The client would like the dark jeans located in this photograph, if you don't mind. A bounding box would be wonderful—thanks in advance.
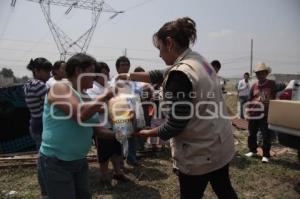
[29,118,47,196]
[176,164,238,199]
[239,96,248,119]
[248,117,271,157]
[29,117,43,150]
[39,153,91,199]
[137,137,147,151]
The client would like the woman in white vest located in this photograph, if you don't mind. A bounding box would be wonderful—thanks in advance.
[121,17,238,199]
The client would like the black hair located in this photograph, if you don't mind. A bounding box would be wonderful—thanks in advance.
[52,60,65,76]
[115,56,130,70]
[244,72,250,76]
[211,60,221,70]
[134,66,145,72]
[65,53,96,78]
[95,62,110,73]
[26,57,52,72]
[53,60,65,71]
[153,17,197,49]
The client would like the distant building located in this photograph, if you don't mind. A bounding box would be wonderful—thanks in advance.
[0,74,14,87]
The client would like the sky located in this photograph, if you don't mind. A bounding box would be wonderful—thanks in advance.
[0,0,299,78]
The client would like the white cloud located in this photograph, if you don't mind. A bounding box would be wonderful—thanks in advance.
[208,29,235,38]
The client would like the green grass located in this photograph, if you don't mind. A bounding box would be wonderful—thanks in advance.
[0,138,299,199]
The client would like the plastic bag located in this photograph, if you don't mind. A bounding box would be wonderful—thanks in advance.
[109,78,146,130]
[108,78,147,155]
[108,94,135,137]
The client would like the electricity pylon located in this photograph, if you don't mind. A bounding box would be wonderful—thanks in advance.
[11,0,123,60]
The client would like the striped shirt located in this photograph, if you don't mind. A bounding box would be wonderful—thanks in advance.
[23,79,48,119]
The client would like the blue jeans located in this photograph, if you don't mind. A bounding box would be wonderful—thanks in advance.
[239,96,248,119]
[39,153,91,199]
[127,137,138,164]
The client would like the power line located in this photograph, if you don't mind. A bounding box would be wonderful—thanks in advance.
[123,0,156,12]
[0,38,156,53]
[11,0,123,60]
[0,55,162,63]
[6,5,80,65]
[2,0,157,62]
[0,47,58,54]
[0,58,29,63]
[0,38,54,45]
[11,0,17,7]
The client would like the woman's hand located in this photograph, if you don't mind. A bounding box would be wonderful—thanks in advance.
[141,83,154,100]
[135,128,158,138]
[99,86,116,102]
[116,73,129,81]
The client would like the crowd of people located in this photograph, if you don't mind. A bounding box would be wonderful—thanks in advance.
[22,16,291,199]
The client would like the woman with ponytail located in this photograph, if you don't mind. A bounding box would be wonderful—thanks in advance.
[23,57,52,198]
[120,17,238,199]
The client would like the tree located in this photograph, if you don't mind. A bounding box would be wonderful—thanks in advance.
[21,76,29,82]
[0,68,14,78]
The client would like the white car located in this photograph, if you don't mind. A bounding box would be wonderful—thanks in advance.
[268,80,300,162]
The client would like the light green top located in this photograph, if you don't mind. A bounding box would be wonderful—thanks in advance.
[40,86,98,161]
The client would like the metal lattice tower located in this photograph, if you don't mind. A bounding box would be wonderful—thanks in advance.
[12,0,123,60]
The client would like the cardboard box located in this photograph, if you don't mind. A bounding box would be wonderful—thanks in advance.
[268,100,300,130]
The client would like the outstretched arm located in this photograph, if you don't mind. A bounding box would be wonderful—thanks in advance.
[48,83,113,122]
[138,71,193,140]
[118,69,167,86]
[118,72,151,83]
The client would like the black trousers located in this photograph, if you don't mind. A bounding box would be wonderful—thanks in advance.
[176,164,238,199]
[248,117,271,157]
[239,96,248,119]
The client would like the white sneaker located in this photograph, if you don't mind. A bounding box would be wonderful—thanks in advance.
[262,157,269,163]
[245,152,256,157]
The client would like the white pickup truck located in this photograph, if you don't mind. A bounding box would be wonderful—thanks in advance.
[268,80,300,162]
